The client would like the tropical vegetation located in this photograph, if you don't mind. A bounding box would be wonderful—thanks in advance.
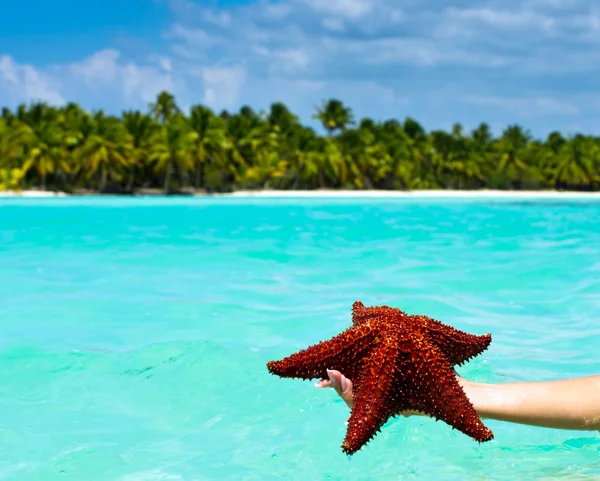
[1,91,599,193]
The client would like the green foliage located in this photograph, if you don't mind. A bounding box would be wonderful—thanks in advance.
[1,94,599,193]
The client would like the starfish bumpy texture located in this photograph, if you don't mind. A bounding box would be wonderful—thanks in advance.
[266,301,494,454]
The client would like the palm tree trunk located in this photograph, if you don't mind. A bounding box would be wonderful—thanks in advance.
[163,161,172,193]
[197,158,210,191]
[178,164,187,191]
[100,168,107,193]
[56,169,65,193]
[126,170,135,192]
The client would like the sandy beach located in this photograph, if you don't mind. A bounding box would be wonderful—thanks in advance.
[0,190,69,197]
[2,189,600,199]
[219,189,600,199]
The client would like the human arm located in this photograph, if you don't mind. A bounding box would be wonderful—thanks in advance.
[317,369,600,431]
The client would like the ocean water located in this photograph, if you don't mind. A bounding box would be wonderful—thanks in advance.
[0,195,599,481]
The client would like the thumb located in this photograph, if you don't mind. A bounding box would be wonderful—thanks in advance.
[327,369,354,409]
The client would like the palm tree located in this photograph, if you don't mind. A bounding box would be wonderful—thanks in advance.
[188,105,231,190]
[3,96,600,194]
[553,135,598,190]
[283,126,320,189]
[238,121,283,189]
[149,91,180,124]
[149,114,196,193]
[0,118,28,166]
[472,123,492,150]
[403,117,426,141]
[495,124,531,189]
[75,111,132,192]
[313,99,354,136]
[377,120,413,189]
[340,124,389,189]
[268,102,300,134]
[1,107,13,121]
[0,118,29,190]
[314,136,344,188]
[122,111,158,191]
[546,131,566,154]
[18,103,67,191]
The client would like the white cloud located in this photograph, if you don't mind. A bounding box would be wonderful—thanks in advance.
[4,0,600,137]
[203,9,231,27]
[303,0,374,19]
[0,55,64,106]
[62,50,176,106]
[0,50,180,112]
[463,95,579,116]
[158,57,173,72]
[200,66,246,109]
[121,63,174,103]
[69,49,121,85]
[0,47,248,115]
[334,37,509,67]
[254,46,310,74]
[262,3,293,20]
[447,7,555,30]
[322,17,345,32]
[525,0,579,7]
[0,56,19,84]
[165,25,220,49]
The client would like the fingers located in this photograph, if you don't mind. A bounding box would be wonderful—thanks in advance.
[315,371,425,417]
[341,378,354,409]
[315,369,354,409]
[327,369,344,396]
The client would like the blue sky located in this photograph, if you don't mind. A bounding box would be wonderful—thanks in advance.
[1,0,600,137]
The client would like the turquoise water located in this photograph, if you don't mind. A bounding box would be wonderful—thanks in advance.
[0,196,599,480]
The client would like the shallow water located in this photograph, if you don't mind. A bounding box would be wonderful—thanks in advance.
[0,196,599,480]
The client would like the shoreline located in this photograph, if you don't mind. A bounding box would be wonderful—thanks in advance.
[2,189,600,199]
[218,189,600,199]
[0,191,70,198]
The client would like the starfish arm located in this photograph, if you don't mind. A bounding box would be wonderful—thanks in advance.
[341,341,400,455]
[266,324,374,382]
[400,343,494,442]
[416,315,492,366]
[266,302,495,454]
[352,302,410,325]
[351,300,375,325]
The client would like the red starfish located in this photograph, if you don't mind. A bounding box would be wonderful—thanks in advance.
[266,301,494,454]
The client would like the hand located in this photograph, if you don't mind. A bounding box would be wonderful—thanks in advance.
[315,369,354,408]
[315,369,428,418]
[316,370,600,431]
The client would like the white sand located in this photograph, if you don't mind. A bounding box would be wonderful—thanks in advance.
[218,189,600,199]
[2,189,600,199]
[0,190,68,197]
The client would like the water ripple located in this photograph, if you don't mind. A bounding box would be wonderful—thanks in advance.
[0,198,599,479]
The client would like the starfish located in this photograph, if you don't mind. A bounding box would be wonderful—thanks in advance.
[266,301,494,455]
